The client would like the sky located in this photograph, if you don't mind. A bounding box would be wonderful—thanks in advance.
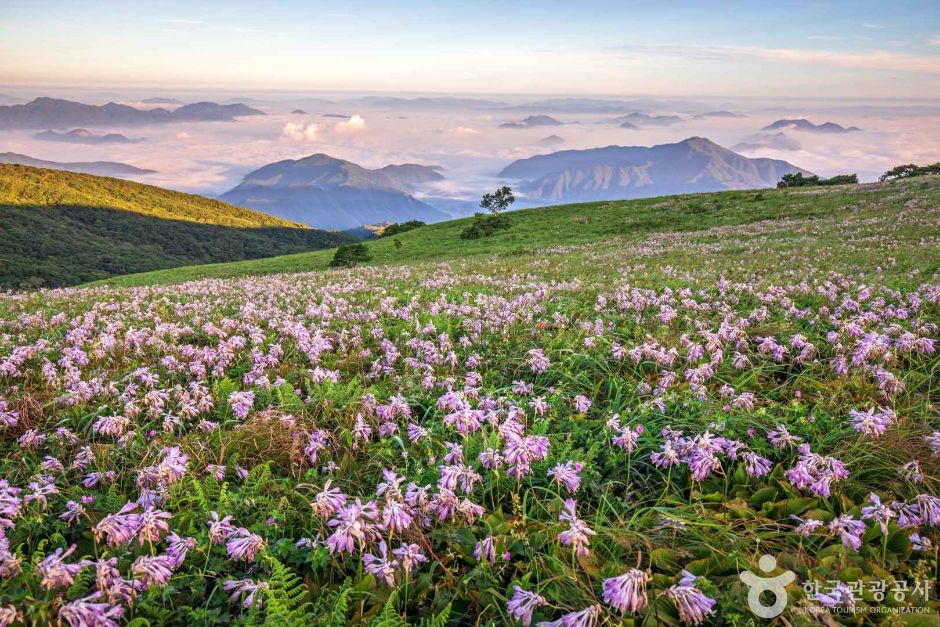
[2,0,940,98]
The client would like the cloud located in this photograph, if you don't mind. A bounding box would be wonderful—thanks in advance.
[612,43,940,75]
[281,122,319,142]
[175,131,190,139]
[334,114,366,134]
[929,36,940,46]
[448,126,479,136]
[862,23,885,29]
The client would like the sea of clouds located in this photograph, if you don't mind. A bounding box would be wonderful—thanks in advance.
[2,91,939,212]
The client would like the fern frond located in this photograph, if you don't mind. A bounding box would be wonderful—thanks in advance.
[370,590,407,627]
[419,603,452,627]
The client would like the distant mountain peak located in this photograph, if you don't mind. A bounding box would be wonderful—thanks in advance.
[613,112,683,127]
[497,137,810,203]
[0,97,264,129]
[219,153,449,230]
[761,118,860,133]
[34,128,142,145]
[499,115,563,129]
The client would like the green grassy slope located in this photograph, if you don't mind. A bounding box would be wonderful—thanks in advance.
[90,177,940,289]
[0,165,353,288]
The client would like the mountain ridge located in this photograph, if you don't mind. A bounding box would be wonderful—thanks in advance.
[0,164,351,288]
[0,97,265,129]
[219,154,449,230]
[0,152,155,176]
[762,118,860,133]
[34,128,142,144]
[499,137,810,202]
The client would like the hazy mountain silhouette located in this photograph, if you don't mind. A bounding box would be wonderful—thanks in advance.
[499,115,564,129]
[0,152,155,177]
[34,128,142,145]
[219,154,449,230]
[0,97,264,129]
[499,137,810,202]
[732,132,801,153]
[613,112,683,126]
[762,119,860,133]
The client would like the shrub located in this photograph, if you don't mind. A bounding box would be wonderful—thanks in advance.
[777,172,858,188]
[380,220,425,237]
[879,162,940,182]
[329,242,372,267]
[460,212,512,239]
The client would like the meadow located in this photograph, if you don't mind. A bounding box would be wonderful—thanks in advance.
[0,177,938,625]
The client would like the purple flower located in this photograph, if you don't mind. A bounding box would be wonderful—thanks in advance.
[767,424,801,450]
[205,464,226,481]
[131,554,174,587]
[226,528,265,562]
[166,533,197,569]
[138,507,172,545]
[407,423,429,443]
[503,433,550,480]
[927,431,940,457]
[224,579,269,609]
[311,480,348,519]
[0,537,22,579]
[380,499,414,532]
[507,586,546,626]
[59,500,86,524]
[304,429,330,465]
[0,481,22,524]
[547,461,584,494]
[95,502,141,548]
[612,424,643,452]
[742,451,771,478]
[790,515,824,537]
[227,390,254,420]
[900,460,924,484]
[92,415,130,437]
[536,604,600,627]
[603,568,651,613]
[785,447,848,497]
[363,540,398,586]
[58,592,124,627]
[207,511,236,545]
[916,494,940,526]
[815,581,855,608]
[474,536,496,564]
[38,544,88,590]
[666,571,716,625]
[527,349,550,374]
[910,533,934,552]
[828,515,865,550]
[848,406,894,437]
[529,396,549,416]
[326,499,378,554]
[557,499,595,557]
[391,542,427,576]
[572,395,591,414]
[860,493,896,535]
[0,606,19,626]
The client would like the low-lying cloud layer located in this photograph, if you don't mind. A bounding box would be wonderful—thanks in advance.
[3,94,938,209]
